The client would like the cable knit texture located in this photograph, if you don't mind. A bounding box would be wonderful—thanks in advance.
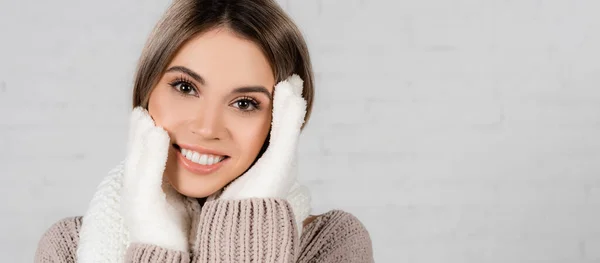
[193,199,298,262]
[35,204,374,263]
[125,244,190,263]
[35,216,82,263]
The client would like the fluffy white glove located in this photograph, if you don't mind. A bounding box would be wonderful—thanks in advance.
[121,107,192,252]
[219,74,306,200]
[215,74,311,231]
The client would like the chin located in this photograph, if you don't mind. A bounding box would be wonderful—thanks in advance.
[171,184,217,198]
[165,168,232,199]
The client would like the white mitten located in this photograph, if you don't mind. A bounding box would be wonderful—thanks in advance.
[121,107,192,252]
[216,74,310,231]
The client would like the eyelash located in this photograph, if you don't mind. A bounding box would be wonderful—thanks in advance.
[168,75,198,97]
[168,75,261,113]
[231,96,261,112]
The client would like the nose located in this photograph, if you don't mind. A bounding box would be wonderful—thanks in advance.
[189,102,225,140]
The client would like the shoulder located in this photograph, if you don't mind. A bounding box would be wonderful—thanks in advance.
[302,210,371,241]
[299,210,374,263]
[35,216,83,263]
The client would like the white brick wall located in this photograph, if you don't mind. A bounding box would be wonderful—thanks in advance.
[1,0,599,262]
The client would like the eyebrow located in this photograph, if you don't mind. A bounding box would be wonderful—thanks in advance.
[166,65,273,101]
[166,66,205,85]
[233,87,272,101]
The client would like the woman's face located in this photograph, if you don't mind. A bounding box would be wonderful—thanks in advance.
[147,28,274,198]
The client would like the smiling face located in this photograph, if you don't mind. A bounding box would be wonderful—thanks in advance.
[147,27,274,198]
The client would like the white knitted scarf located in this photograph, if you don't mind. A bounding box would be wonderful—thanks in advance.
[76,162,311,263]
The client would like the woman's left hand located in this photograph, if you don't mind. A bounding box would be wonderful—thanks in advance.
[216,74,309,218]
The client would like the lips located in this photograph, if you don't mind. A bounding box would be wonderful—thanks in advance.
[173,144,229,175]
[180,148,226,165]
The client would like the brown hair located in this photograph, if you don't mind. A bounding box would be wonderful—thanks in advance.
[132,0,314,127]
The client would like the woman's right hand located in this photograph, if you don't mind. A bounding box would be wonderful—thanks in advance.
[121,107,192,252]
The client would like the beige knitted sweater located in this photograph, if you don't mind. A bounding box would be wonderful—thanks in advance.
[35,198,373,262]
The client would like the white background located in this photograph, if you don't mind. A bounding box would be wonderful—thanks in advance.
[1,0,600,262]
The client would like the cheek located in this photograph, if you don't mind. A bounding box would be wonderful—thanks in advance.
[230,113,271,159]
[147,86,192,131]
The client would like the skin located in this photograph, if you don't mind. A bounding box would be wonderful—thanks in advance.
[147,27,274,198]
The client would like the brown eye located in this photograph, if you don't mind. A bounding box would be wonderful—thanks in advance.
[237,100,251,110]
[231,97,260,112]
[176,82,196,95]
[168,78,198,97]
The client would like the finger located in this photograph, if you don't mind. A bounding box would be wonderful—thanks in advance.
[124,124,151,191]
[125,108,157,179]
[287,74,304,97]
[137,127,171,195]
[270,76,303,141]
[129,107,153,137]
[127,107,143,154]
[254,95,305,195]
[262,75,306,167]
[271,83,292,135]
[268,94,306,155]
[128,107,156,154]
[137,108,158,135]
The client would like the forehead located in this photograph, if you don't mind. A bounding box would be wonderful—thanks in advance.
[168,28,275,92]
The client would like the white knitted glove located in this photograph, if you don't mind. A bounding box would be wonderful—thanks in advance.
[216,74,311,231]
[219,74,306,200]
[121,107,192,252]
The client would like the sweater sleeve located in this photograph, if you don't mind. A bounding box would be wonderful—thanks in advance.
[297,210,374,263]
[35,216,190,263]
[125,243,190,263]
[191,198,299,263]
[35,217,82,263]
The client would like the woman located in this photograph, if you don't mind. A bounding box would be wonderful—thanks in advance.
[35,0,373,262]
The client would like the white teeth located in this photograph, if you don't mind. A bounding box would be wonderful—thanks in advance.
[180,147,225,165]
[199,154,207,164]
